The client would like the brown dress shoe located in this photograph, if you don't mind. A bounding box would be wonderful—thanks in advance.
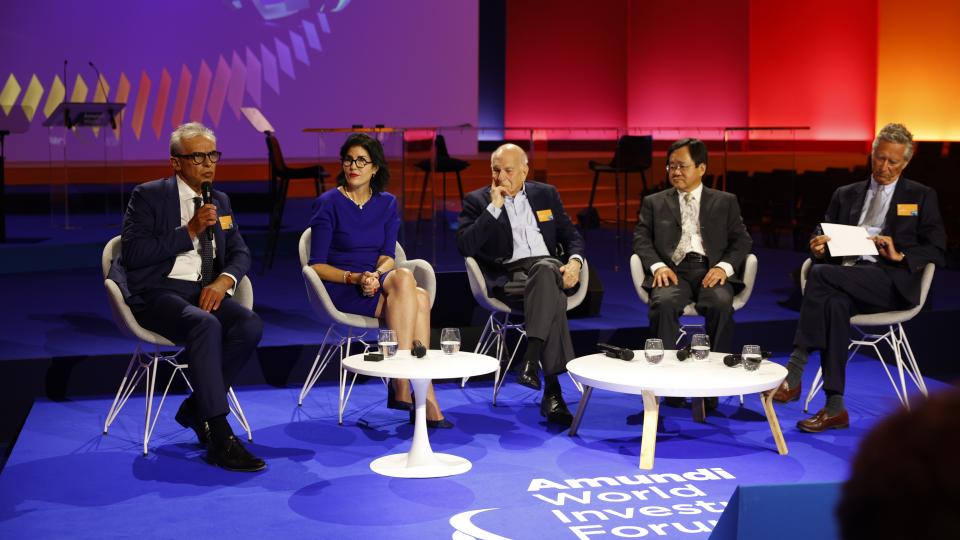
[797,408,849,433]
[772,381,801,403]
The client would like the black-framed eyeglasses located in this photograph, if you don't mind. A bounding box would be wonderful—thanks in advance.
[174,151,222,165]
[341,156,372,169]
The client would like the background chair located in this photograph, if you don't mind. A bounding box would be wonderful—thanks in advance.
[799,258,935,411]
[101,236,253,455]
[582,135,653,228]
[264,131,329,270]
[414,134,470,238]
[298,229,436,423]
[462,257,590,404]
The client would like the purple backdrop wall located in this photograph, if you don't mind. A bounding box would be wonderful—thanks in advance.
[0,0,478,162]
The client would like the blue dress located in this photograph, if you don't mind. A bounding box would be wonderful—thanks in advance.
[308,189,400,317]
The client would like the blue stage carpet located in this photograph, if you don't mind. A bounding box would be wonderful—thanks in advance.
[0,358,945,539]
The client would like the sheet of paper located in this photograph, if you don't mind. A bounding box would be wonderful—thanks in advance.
[820,223,879,257]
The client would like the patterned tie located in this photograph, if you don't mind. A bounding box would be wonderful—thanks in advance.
[194,197,215,286]
[672,192,697,265]
[860,185,885,229]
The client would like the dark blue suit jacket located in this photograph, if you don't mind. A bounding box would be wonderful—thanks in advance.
[456,180,585,293]
[819,177,946,306]
[110,175,251,309]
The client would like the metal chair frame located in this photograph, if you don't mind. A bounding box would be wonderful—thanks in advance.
[798,258,935,412]
[101,236,252,455]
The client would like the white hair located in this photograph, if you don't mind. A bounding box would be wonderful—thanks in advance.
[490,143,529,166]
[170,122,216,155]
[872,123,914,160]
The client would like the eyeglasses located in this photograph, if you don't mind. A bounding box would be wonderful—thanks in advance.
[665,162,694,172]
[341,156,373,169]
[174,151,222,165]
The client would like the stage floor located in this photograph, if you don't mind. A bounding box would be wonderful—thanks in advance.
[0,358,943,539]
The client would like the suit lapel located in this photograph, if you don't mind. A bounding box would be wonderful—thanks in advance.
[665,187,681,225]
[698,187,713,241]
[164,176,181,229]
[848,180,869,225]
[883,177,909,236]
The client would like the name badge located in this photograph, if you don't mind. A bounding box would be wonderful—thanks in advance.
[536,209,554,222]
[219,215,234,229]
[897,204,918,216]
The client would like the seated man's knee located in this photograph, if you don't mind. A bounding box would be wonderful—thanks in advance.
[650,287,687,314]
[239,309,264,343]
[191,311,222,339]
[698,286,734,316]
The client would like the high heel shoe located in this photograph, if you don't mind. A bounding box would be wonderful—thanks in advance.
[408,408,455,429]
[387,383,413,411]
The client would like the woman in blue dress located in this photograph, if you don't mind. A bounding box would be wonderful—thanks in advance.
[307,133,450,427]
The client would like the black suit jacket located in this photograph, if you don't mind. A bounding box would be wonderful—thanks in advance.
[457,181,585,293]
[111,175,251,309]
[819,177,945,306]
[632,186,752,290]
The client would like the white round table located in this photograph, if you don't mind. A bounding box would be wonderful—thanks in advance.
[567,351,788,469]
[342,350,499,478]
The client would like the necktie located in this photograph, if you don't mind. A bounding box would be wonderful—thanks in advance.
[860,186,885,229]
[194,197,215,286]
[672,193,697,265]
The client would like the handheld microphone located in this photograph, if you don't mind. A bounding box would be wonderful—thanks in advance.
[200,182,214,240]
[88,61,116,129]
[598,343,634,361]
[411,340,427,358]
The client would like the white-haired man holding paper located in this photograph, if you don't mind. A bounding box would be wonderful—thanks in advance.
[771,123,946,432]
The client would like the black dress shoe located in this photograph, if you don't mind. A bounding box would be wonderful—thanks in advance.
[408,409,455,429]
[206,430,266,472]
[516,359,542,391]
[175,397,208,445]
[540,391,573,427]
[387,383,413,411]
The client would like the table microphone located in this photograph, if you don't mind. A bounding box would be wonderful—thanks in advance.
[412,340,427,358]
[598,343,634,361]
[200,181,214,240]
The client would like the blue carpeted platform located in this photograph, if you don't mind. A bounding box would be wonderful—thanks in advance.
[0,360,947,539]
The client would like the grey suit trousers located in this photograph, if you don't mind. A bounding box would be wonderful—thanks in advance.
[493,257,574,376]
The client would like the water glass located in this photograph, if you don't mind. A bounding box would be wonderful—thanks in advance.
[644,338,664,365]
[378,329,398,358]
[742,344,762,372]
[691,334,711,361]
[440,327,461,355]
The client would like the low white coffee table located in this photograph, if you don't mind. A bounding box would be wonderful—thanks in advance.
[567,351,788,469]
[342,350,499,478]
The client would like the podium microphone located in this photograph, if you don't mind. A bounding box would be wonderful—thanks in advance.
[88,61,115,129]
[200,181,214,240]
[598,343,634,361]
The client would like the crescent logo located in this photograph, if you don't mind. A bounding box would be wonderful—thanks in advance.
[449,508,511,540]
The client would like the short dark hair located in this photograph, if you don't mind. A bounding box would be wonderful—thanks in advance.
[667,138,708,167]
[837,386,960,539]
[337,133,390,194]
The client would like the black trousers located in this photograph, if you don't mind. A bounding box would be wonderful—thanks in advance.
[647,256,735,353]
[794,263,906,395]
[493,257,575,376]
[133,279,263,421]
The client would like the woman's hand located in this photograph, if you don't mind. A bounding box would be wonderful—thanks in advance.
[360,271,381,297]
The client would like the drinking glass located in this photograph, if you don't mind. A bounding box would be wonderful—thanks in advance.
[691,334,711,361]
[742,344,762,372]
[378,329,398,358]
[440,328,461,355]
[644,338,664,365]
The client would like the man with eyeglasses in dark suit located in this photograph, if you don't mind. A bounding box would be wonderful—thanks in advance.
[633,138,752,412]
[109,122,265,471]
